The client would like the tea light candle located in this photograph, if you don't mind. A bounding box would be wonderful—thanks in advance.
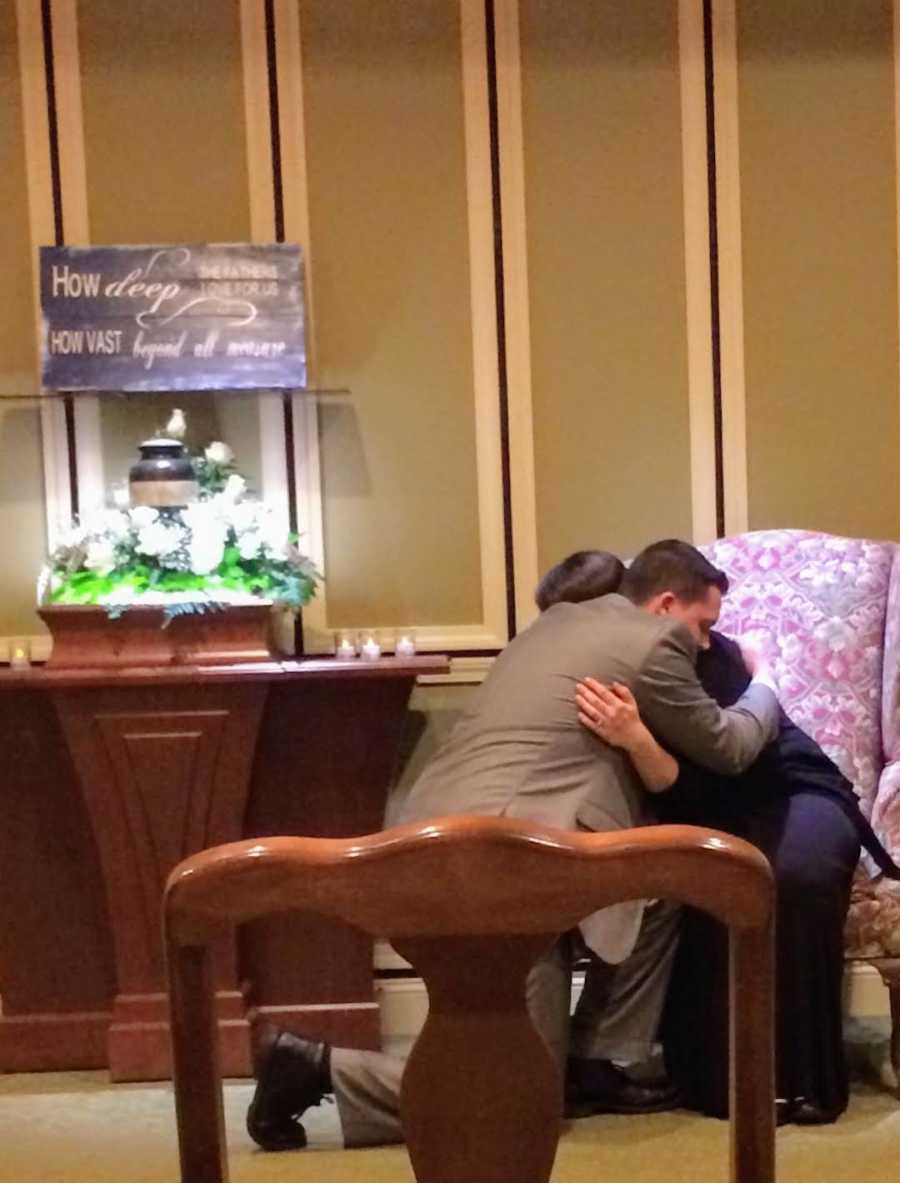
[395,632,416,658]
[335,633,357,660]
[360,632,382,661]
[9,640,31,670]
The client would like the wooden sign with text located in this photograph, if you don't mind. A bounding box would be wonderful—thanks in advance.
[40,243,306,392]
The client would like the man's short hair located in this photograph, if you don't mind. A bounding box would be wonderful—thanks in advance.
[619,539,728,606]
[535,550,625,612]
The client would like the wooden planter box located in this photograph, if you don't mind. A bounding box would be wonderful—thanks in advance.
[39,603,278,668]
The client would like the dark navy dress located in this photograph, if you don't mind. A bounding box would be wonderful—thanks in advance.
[658,631,861,1121]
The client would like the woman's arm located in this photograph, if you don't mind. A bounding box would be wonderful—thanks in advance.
[575,678,678,792]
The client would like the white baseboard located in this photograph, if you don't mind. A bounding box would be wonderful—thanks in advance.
[376,971,588,1042]
[844,962,892,1017]
[374,952,892,1043]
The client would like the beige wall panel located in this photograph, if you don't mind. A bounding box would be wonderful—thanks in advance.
[0,5,37,396]
[0,403,47,635]
[299,0,483,627]
[0,5,48,634]
[521,0,693,571]
[76,0,259,496]
[738,1,900,539]
[77,0,251,244]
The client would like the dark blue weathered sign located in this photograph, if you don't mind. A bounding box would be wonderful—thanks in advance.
[40,243,306,391]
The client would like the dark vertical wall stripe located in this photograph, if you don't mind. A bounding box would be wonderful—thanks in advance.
[264,0,285,244]
[702,0,725,537]
[265,2,298,538]
[40,0,63,245]
[484,0,517,639]
[266,2,301,650]
[41,0,79,517]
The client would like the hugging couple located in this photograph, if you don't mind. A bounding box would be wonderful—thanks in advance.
[248,538,889,1149]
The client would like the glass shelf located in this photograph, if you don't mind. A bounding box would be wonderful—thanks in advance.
[0,386,350,402]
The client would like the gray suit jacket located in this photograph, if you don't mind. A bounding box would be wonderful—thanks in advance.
[398,594,779,964]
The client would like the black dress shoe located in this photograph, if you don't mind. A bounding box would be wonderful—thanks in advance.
[775,1098,793,1127]
[246,1024,331,1152]
[791,1098,841,1126]
[565,1058,684,1117]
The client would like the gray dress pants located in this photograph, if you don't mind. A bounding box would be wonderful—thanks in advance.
[330,899,680,1147]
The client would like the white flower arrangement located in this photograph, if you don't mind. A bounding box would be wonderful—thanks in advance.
[39,434,319,619]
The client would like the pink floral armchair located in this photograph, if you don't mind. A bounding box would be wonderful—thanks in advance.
[701,530,900,1088]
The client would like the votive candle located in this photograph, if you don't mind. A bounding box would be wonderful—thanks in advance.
[360,631,382,661]
[395,632,416,658]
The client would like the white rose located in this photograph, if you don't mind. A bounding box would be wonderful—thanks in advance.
[205,441,234,465]
[189,532,225,575]
[137,521,181,558]
[100,509,130,541]
[181,501,222,536]
[85,538,116,575]
[238,532,263,561]
[130,505,158,528]
[221,473,246,502]
[60,522,88,548]
[227,500,260,535]
[260,516,288,559]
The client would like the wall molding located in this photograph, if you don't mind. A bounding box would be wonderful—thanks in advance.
[679,0,718,545]
[49,0,106,520]
[16,0,70,550]
[416,654,494,685]
[274,0,510,655]
[493,0,539,634]
[709,0,749,536]
[452,0,509,650]
[271,0,329,653]
[239,0,292,568]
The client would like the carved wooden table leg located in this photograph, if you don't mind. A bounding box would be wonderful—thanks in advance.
[395,935,561,1183]
[53,683,267,1080]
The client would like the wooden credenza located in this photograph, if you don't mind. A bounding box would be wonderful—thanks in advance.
[0,655,447,1081]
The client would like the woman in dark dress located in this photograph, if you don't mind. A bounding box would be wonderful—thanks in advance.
[538,549,890,1124]
[655,630,861,1125]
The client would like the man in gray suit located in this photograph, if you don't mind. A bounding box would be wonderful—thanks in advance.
[247,540,780,1151]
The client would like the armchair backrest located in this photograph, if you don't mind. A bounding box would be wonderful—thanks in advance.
[702,529,896,817]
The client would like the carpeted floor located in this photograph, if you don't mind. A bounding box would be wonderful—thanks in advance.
[1,1022,896,1183]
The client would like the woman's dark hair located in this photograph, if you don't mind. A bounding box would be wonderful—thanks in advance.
[535,550,625,612]
[619,539,728,606]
